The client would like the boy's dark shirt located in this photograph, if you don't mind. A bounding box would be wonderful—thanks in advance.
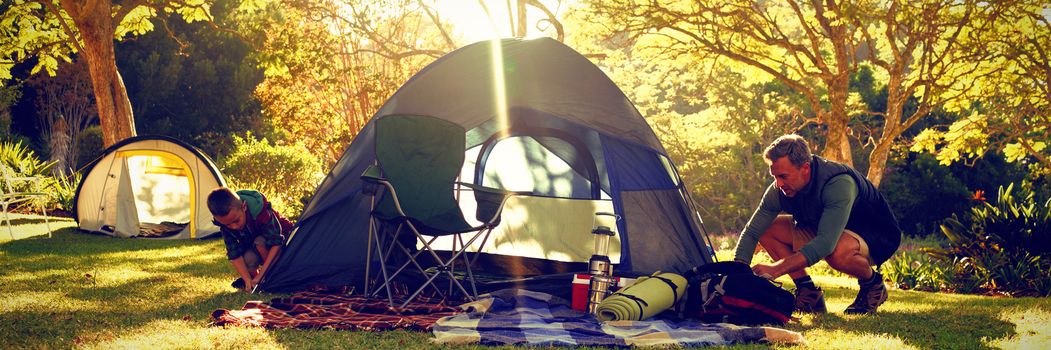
[221,190,292,260]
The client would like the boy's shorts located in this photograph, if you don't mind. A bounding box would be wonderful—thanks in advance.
[242,236,267,271]
[791,223,875,266]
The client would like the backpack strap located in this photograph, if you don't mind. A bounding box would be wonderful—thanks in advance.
[684,261,752,278]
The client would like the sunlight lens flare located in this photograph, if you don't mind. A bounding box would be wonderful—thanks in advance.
[489,39,509,133]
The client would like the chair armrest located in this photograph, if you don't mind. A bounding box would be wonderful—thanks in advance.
[360,164,386,196]
[7,176,42,182]
[455,182,529,224]
[455,182,512,195]
[0,192,48,199]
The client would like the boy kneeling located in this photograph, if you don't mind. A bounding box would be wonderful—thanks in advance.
[207,188,293,292]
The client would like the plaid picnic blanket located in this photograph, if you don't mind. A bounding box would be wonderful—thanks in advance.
[432,289,806,347]
[211,291,460,331]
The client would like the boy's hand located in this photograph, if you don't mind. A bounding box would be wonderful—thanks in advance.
[243,278,255,293]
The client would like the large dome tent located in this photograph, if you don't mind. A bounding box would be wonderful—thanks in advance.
[257,38,715,294]
[73,135,227,239]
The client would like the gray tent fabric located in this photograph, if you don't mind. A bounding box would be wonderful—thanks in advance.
[259,38,713,293]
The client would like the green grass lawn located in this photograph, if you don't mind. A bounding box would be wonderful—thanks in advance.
[2,214,1049,349]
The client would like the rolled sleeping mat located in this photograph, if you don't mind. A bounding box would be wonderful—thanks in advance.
[595,272,687,322]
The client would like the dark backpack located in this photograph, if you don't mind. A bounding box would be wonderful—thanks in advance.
[683,261,794,326]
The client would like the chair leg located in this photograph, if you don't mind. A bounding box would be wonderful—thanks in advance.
[390,225,481,308]
[450,234,461,297]
[364,215,375,297]
[385,234,448,298]
[370,222,447,305]
[411,228,492,304]
[370,221,399,306]
[414,233,473,300]
[375,222,494,308]
[470,228,494,267]
[461,228,492,297]
[41,201,51,239]
[443,229,491,299]
[4,205,14,240]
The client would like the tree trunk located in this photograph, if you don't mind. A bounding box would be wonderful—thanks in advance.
[867,140,891,188]
[868,73,909,188]
[514,0,528,38]
[823,78,854,167]
[66,0,136,147]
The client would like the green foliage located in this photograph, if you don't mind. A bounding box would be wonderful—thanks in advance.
[881,153,972,235]
[0,140,53,178]
[0,0,218,81]
[0,83,20,137]
[909,3,1051,179]
[116,0,265,159]
[931,183,1051,296]
[0,0,76,79]
[886,250,989,295]
[50,171,80,213]
[0,82,20,112]
[234,0,453,165]
[221,133,323,219]
[881,151,1031,236]
[883,250,948,292]
[74,126,104,170]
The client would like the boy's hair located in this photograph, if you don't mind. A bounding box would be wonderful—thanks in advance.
[763,134,812,167]
[207,187,241,216]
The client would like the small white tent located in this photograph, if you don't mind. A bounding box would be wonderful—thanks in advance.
[74,136,227,239]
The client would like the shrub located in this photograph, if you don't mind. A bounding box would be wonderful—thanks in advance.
[221,133,324,220]
[74,126,104,170]
[929,183,1051,296]
[884,250,946,292]
[51,171,82,213]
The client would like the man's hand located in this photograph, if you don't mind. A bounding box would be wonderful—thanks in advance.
[751,263,780,280]
[751,252,809,280]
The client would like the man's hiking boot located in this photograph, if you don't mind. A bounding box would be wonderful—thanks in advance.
[793,285,827,313]
[845,275,889,315]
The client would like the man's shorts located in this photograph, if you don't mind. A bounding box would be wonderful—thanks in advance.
[242,235,267,271]
[788,218,875,266]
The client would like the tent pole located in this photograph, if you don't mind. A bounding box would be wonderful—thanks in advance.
[681,185,718,263]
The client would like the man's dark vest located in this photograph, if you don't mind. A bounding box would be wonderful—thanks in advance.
[778,156,902,265]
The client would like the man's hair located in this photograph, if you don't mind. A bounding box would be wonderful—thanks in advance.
[207,187,241,216]
[763,134,812,167]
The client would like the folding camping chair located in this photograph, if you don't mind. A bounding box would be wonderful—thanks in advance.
[360,114,521,307]
[1,164,52,240]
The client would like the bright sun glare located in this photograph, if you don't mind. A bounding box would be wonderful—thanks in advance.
[432,0,563,43]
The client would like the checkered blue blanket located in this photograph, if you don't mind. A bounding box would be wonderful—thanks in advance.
[432,289,805,347]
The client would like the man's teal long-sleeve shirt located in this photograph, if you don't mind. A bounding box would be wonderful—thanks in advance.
[733,174,858,266]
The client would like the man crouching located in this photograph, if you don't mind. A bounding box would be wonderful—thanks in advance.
[733,134,902,314]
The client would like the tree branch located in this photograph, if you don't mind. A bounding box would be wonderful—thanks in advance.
[417,0,457,49]
[40,0,85,53]
[525,0,564,42]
